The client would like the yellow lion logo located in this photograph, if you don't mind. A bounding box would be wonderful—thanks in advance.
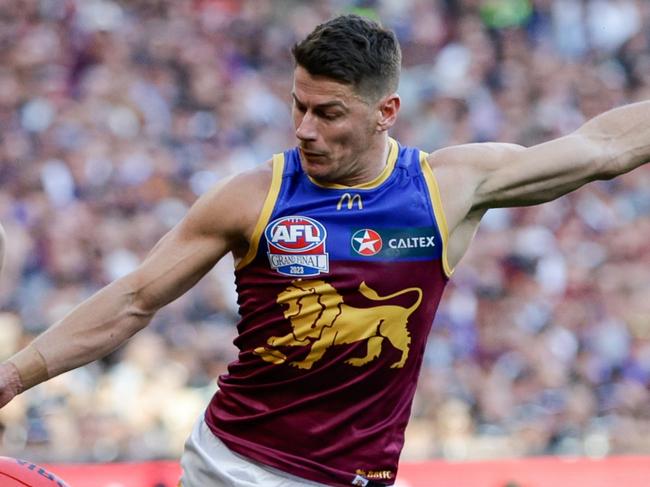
[253,280,422,369]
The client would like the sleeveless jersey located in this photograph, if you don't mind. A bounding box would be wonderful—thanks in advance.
[204,138,452,486]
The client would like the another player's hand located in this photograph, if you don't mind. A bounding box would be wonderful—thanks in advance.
[0,362,23,408]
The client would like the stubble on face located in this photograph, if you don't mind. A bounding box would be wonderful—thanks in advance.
[292,67,383,185]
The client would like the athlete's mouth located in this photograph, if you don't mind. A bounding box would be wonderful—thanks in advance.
[300,152,330,170]
[300,148,327,160]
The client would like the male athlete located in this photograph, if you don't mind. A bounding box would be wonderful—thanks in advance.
[1,14,649,487]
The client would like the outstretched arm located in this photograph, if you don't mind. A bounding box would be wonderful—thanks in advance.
[429,100,650,268]
[473,101,648,209]
[0,166,271,407]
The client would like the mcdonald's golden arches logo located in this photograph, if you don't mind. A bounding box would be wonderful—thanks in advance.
[337,193,363,210]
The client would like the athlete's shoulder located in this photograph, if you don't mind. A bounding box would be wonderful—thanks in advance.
[426,142,525,171]
[184,159,275,241]
[206,159,274,200]
[230,159,275,195]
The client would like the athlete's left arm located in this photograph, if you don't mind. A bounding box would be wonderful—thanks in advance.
[431,100,650,215]
[426,100,650,269]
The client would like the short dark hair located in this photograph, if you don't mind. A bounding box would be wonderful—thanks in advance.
[291,14,402,102]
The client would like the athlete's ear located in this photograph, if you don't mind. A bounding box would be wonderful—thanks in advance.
[376,93,400,132]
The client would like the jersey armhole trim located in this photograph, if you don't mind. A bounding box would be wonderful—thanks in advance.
[419,151,454,278]
[235,153,285,270]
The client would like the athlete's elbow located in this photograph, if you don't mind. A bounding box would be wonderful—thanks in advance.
[128,292,159,330]
[599,149,649,181]
[576,128,631,180]
[115,276,158,330]
[126,301,157,329]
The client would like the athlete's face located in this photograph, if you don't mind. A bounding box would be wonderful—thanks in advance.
[292,66,399,185]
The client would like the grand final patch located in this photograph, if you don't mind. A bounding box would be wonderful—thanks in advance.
[265,216,329,276]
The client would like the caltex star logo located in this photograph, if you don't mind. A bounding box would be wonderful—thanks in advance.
[351,229,383,256]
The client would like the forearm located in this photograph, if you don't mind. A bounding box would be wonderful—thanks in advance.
[2,177,242,399]
[7,278,154,391]
[578,100,650,178]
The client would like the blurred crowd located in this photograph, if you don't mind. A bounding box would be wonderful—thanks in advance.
[0,0,649,465]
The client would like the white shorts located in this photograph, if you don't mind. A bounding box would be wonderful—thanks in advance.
[180,415,329,487]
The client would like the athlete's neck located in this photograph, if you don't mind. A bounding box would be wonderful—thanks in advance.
[362,137,391,182]
[330,137,392,187]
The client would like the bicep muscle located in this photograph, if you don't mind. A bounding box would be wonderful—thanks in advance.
[472,134,606,210]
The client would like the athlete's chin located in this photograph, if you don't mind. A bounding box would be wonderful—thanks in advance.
[303,163,338,181]
[301,157,337,181]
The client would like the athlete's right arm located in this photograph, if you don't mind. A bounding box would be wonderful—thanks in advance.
[0,165,272,408]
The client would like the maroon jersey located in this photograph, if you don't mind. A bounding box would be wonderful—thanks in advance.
[205,139,452,486]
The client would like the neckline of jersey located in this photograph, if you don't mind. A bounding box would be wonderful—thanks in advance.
[305,137,398,190]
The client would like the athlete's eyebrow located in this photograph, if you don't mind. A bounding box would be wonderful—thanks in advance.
[291,92,348,111]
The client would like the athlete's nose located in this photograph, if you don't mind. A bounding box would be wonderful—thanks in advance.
[295,112,318,142]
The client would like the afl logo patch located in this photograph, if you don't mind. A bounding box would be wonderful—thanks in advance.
[351,229,383,256]
[265,216,329,276]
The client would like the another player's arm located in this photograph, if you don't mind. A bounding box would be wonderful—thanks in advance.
[0,166,271,406]
[429,100,650,267]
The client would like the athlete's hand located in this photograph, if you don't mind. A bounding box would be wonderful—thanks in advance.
[0,362,23,408]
